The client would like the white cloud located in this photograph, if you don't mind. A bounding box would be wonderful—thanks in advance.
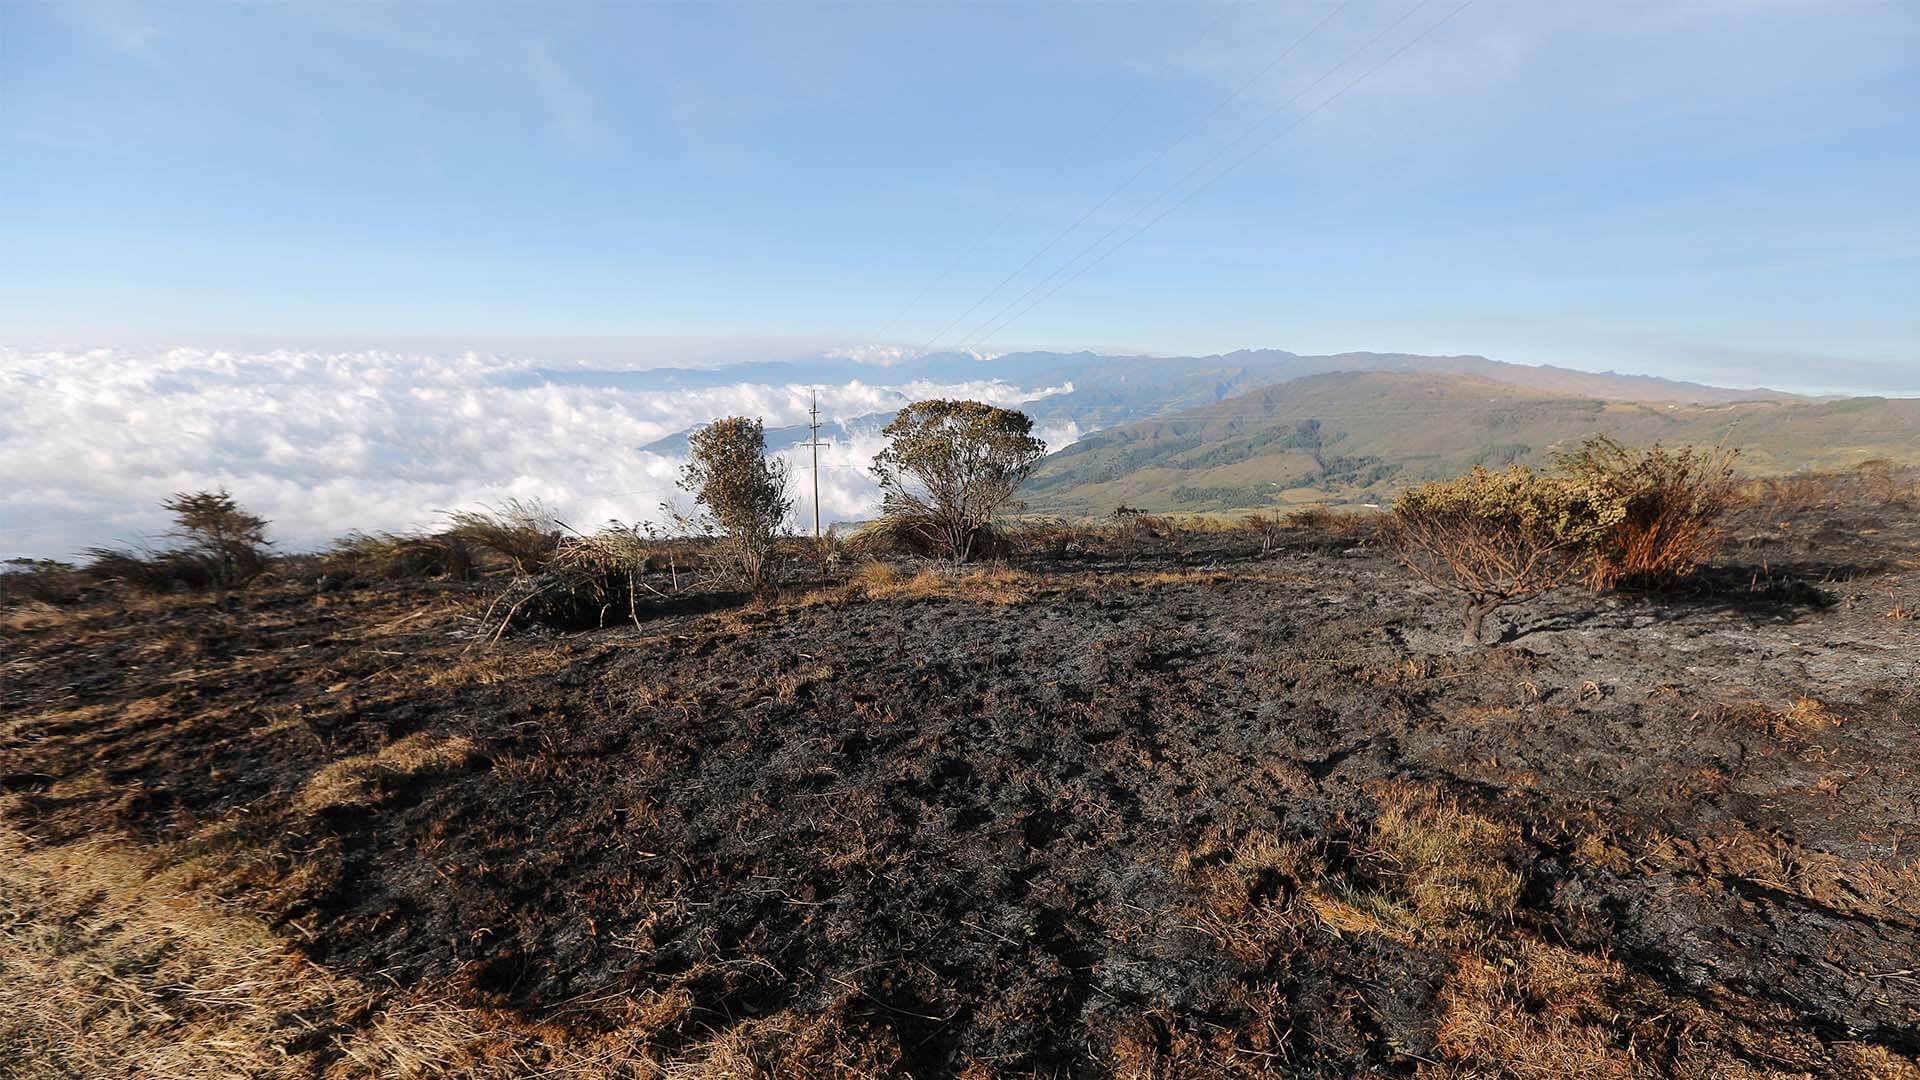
[0,346,1071,559]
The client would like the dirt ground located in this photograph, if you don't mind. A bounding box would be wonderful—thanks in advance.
[3,495,1918,1077]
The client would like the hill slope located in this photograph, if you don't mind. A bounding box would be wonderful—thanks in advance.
[1025,371,1919,515]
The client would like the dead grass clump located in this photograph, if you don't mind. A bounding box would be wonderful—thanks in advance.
[1008,517,1099,559]
[1174,829,1319,963]
[1358,783,1524,935]
[1743,471,1845,514]
[1429,941,1641,1079]
[1,558,88,606]
[0,828,634,1079]
[480,526,665,639]
[328,530,476,580]
[79,545,218,594]
[1,599,73,633]
[444,498,562,573]
[295,732,481,812]
[837,561,1040,605]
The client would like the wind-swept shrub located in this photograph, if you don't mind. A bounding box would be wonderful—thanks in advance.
[78,490,272,595]
[678,417,791,592]
[163,490,272,587]
[444,499,560,574]
[1554,436,1737,590]
[1386,466,1613,645]
[871,400,1046,562]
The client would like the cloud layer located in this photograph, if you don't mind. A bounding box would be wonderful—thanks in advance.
[0,346,1068,559]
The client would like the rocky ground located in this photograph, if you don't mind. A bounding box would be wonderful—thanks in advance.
[2,493,1917,1077]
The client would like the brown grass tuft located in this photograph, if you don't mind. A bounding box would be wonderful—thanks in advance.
[832,562,1041,605]
[295,732,482,812]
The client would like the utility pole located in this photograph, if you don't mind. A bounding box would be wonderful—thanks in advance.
[804,388,831,567]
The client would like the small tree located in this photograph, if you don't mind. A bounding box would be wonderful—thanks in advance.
[1386,466,1613,645]
[870,400,1046,562]
[162,490,271,588]
[679,417,791,591]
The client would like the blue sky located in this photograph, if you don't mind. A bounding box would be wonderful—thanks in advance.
[3,0,1917,392]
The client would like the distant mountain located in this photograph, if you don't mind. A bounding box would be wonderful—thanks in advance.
[627,348,1809,457]
[641,411,895,457]
[1023,371,1917,516]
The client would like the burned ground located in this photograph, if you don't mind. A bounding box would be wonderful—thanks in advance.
[2,499,1918,1077]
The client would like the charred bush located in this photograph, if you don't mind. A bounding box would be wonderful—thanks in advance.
[1386,466,1610,645]
[1555,436,1738,590]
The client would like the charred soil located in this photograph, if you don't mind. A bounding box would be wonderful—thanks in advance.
[3,499,1918,1077]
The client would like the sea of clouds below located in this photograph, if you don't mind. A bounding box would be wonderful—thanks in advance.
[0,346,1080,560]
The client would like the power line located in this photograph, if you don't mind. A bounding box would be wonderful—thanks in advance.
[963,0,1475,352]
[905,0,1359,358]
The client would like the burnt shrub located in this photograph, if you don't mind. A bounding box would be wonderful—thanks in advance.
[1385,466,1611,645]
[1553,437,1738,590]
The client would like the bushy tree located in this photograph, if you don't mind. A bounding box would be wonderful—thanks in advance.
[871,400,1046,562]
[679,417,791,591]
[162,490,271,587]
[1386,466,1614,645]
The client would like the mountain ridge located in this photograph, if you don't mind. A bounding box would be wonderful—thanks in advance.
[1022,370,1918,516]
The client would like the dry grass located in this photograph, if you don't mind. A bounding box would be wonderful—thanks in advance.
[818,561,1042,606]
[0,826,918,1079]
[0,601,73,634]
[0,828,621,1079]
[1360,782,1524,935]
[1286,505,1376,538]
[1427,941,1641,1079]
[294,732,483,812]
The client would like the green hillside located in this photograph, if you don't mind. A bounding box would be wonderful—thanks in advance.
[1023,371,1920,516]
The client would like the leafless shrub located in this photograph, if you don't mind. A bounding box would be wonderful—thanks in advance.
[1242,512,1287,555]
[1855,459,1920,506]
